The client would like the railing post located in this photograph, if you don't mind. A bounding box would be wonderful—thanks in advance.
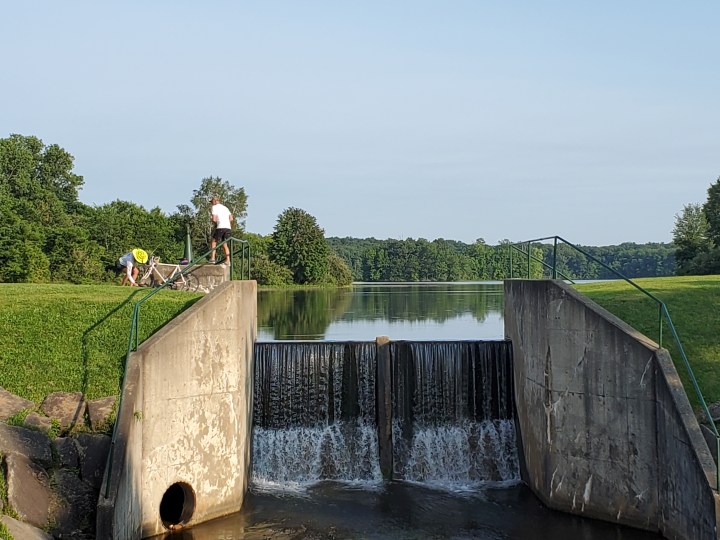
[658,304,663,348]
[552,237,558,279]
[229,239,234,279]
[509,247,513,279]
[527,243,531,278]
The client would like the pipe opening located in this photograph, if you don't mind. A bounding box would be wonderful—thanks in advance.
[160,481,195,529]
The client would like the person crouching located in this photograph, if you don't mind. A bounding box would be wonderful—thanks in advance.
[117,248,148,286]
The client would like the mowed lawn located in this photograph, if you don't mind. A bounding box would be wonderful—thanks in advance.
[0,284,203,405]
[577,275,720,410]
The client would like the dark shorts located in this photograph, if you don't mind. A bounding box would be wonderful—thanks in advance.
[213,228,231,242]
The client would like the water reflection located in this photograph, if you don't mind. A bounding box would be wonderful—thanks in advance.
[258,282,505,341]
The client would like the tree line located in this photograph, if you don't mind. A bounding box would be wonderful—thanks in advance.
[328,237,675,282]
[1,133,679,286]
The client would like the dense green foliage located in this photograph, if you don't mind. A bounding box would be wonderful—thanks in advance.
[0,134,347,287]
[177,175,248,253]
[0,284,202,404]
[536,242,676,280]
[328,237,674,282]
[577,276,720,409]
[269,207,332,284]
[673,176,720,275]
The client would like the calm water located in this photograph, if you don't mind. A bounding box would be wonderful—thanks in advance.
[168,283,661,540]
[257,282,505,341]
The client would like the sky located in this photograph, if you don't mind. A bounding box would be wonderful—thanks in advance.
[2,1,718,246]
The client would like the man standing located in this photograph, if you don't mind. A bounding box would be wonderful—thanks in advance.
[210,196,233,264]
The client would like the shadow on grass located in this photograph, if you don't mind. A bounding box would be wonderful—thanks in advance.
[76,290,146,430]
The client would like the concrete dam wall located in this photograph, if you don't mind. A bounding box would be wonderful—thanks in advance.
[505,279,720,540]
[97,280,257,538]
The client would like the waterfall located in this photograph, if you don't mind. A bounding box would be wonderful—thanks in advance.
[391,341,519,486]
[252,340,519,490]
[252,342,382,486]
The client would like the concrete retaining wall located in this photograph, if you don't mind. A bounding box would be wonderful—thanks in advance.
[139,261,228,293]
[505,279,719,539]
[97,280,257,538]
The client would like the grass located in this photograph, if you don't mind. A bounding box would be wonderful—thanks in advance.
[0,284,203,405]
[576,275,720,410]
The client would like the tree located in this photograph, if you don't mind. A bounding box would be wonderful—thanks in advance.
[251,254,294,286]
[179,176,248,256]
[703,176,720,247]
[269,208,329,284]
[0,134,91,282]
[672,203,712,274]
[87,200,183,266]
[326,254,353,286]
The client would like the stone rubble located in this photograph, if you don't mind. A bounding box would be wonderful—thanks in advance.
[0,386,115,539]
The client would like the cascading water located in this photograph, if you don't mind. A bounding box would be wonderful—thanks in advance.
[391,341,519,487]
[252,342,382,487]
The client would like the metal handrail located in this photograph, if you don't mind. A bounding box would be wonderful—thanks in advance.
[104,237,250,498]
[507,235,720,490]
[508,241,575,283]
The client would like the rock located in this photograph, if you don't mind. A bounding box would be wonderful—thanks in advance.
[4,452,51,529]
[87,395,117,431]
[24,411,53,433]
[75,432,111,491]
[40,391,86,432]
[0,515,53,540]
[50,469,97,537]
[0,386,34,421]
[55,436,80,468]
[707,401,720,423]
[0,423,53,468]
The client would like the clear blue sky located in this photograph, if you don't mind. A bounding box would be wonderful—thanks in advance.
[2,1,718,246]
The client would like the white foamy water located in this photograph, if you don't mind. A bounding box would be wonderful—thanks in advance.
[252,421,383,487]
[393,418,520,488]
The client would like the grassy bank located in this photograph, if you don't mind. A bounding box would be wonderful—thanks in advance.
[0,284,203,404]
[577,275,720,409]
[3,277,719,414]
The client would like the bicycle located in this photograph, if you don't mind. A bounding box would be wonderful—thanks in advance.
[139,256,188,289]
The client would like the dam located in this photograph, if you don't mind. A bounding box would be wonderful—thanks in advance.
[98,281,719,539]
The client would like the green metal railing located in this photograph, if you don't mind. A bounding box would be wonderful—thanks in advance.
[507,235,720,489]
[104,237,250,498]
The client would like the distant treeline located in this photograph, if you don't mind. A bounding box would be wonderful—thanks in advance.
[327,237,676,282]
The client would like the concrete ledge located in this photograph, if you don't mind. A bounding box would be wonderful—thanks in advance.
[505,279,719,540]
[139,262,229,293]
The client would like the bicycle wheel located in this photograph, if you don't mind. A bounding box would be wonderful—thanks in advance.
[180,272,201,292]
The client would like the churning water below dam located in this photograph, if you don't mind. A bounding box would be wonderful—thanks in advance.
[168,336,662,540]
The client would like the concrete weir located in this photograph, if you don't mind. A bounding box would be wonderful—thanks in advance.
[97,280,257,539]
[505,280,720,539]
[97,278,720,539]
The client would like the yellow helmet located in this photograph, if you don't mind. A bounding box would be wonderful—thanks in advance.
[132,248,148,264]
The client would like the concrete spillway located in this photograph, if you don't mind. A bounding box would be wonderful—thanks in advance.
[251,340,518,489]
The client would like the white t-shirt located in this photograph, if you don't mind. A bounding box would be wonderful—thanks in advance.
[211,203,233,229]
